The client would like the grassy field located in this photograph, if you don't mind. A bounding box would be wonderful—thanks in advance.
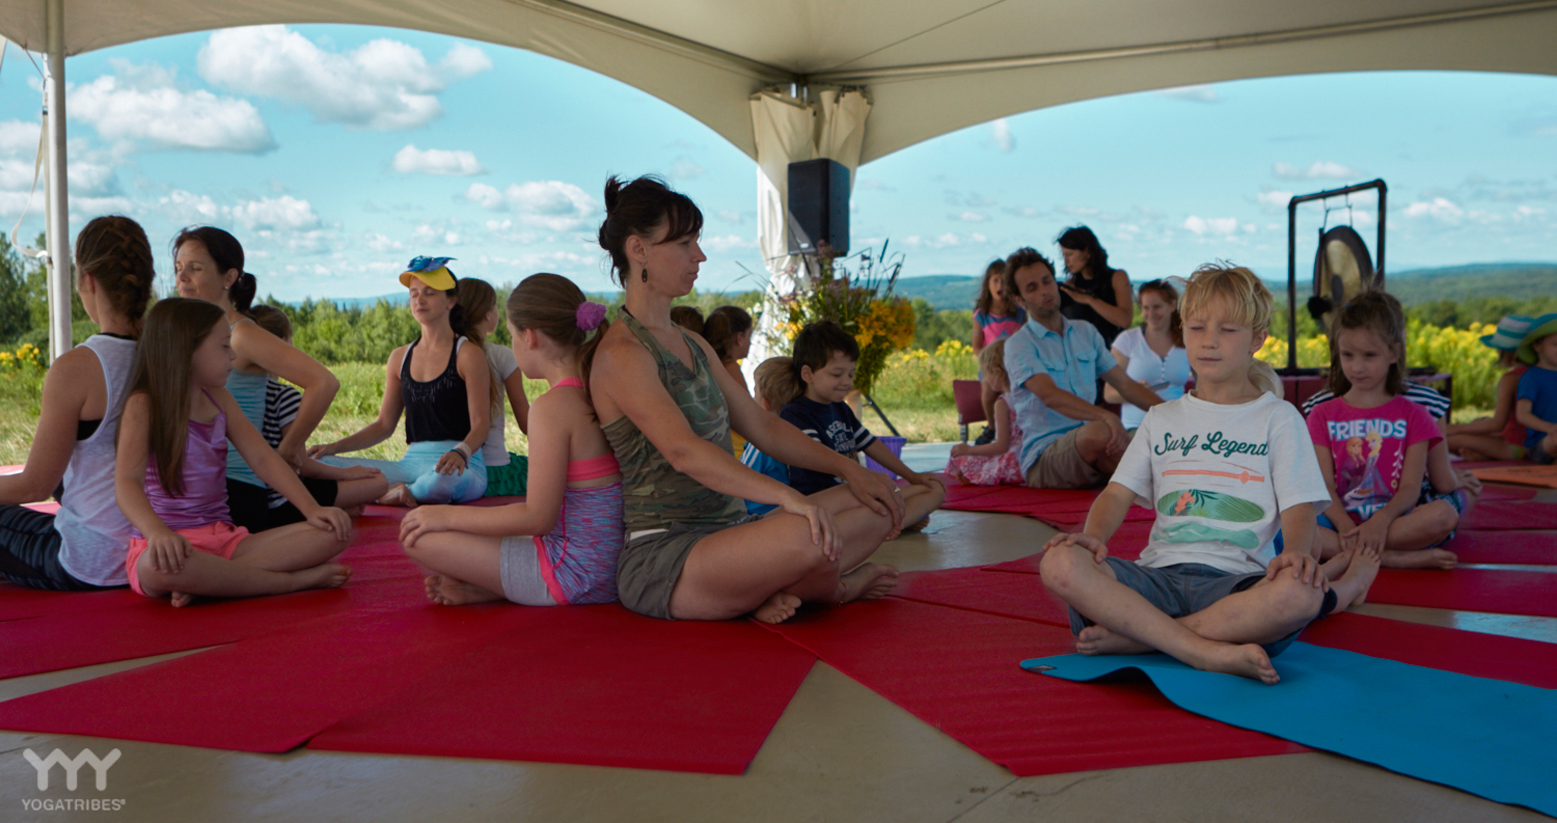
[0,346,1491,467]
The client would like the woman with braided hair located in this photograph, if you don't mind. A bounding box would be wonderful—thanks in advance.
[0,215,155,590]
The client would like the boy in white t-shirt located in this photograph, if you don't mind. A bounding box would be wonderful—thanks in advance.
[1040,264,1380,684]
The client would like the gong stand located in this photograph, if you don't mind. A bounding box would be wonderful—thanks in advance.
[1284,179,1387,374]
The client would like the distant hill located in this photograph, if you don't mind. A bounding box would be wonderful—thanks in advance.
[1384,263,1557,306]
[282,262,1557,313]
[891,274,980,310]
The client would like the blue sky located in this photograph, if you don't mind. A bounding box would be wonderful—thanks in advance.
[1,24,1554,302]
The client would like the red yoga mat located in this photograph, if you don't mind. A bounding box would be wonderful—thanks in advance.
[1363,567,1557,618]
[942,484,1152,527]
[1443,530,1557,565]
[891,567,1072,626]
[0,576,425,679]
[1301,611,1557,689]
[0,605,531,752]
[310,606,817,774]
[764,598,1304,776]
[1459,501,1557,531]
[1474,484,1540,501]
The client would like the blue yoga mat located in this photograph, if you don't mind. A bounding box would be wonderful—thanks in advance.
[1021,643,1557,817]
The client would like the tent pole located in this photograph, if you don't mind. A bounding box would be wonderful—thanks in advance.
[45,0,71,362]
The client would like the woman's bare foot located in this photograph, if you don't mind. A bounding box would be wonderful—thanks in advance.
[898,515,931,535]
[425,574,504,606]
[1186,641,1280,685]
[377,483,420,509]
[169,591,195,608]
[1330,546,1381,610]
[753,592,802,624]
[1382,548,1458,570]
[294,563,352,591]
[839,562,900,604]
[1076,624,1151,655]
[342,504,366,517]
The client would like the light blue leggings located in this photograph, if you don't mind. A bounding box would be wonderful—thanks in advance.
[324,440,487,504]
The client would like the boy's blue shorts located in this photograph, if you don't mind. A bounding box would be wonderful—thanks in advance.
[1066,559,1337,658]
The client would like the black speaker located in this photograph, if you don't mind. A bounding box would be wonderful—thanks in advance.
[787,158,850,255]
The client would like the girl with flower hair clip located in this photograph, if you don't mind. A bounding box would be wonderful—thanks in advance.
[400,273,625,607]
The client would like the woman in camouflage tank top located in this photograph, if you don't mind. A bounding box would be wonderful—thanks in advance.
[585,176,910,623]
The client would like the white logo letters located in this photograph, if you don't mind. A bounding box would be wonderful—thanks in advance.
[23,748,121,791]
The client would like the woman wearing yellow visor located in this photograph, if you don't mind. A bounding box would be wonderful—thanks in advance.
[309,257,494,506]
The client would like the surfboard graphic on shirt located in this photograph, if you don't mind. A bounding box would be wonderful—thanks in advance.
[1155,488,1265,522]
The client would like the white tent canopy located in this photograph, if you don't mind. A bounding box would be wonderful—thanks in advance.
[5,0,1557,355]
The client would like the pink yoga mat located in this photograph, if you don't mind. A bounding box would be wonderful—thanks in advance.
[1364,567,1557,618]
[764,598,1304,776]
[311,606,817,774]
[1459,501,1557,531]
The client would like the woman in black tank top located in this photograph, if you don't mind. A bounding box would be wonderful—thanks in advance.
[1056,225,1134,347]
[309,259,493,506]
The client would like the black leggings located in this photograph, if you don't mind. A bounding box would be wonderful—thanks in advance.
[0,505,113,591]
[226,477,340,534]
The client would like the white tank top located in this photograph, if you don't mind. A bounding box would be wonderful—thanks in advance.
[55,335,137,586]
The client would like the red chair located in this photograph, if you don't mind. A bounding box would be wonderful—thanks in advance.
[953,380,985,443]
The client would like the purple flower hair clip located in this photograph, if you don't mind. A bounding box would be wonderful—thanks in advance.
[575,301,607,332]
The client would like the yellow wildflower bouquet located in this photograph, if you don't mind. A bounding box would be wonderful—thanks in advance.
[777,242,915,394]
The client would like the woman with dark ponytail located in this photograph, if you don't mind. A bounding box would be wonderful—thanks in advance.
[173,227,376,531]
[0,215,154,590]
[309,257,491,506]
[585,175,910,625]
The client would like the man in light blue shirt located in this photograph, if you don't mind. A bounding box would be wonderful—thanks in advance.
[1002,247,1165,488]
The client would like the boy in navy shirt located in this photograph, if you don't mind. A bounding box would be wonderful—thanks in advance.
[778,321,945,515]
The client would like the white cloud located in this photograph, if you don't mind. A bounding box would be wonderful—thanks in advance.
[1273,160,1362,181]
[229,195,320,231]
[955,211,988,223]
[935,233,961,247]
[503,181,598,231]
[0,122,120,198]
[365,233,406,253]
[1256,189,1293,209]
[702,234,753,252]
[970,233,988,243]
[1183,215,1240,236]
[158,189,223,222]
[716,209,743,224]
[1156,84,1220,103]
[464,183,507,210]
[198,26,491,131]
[987,118,1014,153]
[69,61,274,153]
[668,158,704,180]
[392,144,483,176]
[439,43,493,78]
[1404,197,1464,222]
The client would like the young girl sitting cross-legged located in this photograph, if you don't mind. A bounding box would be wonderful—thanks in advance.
[1041,264,1379,685]
[115,298,353,607]
[399,273,625,607]
[1308,292,1460,570]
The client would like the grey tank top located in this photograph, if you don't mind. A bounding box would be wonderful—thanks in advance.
[601,312,748,532]
[55,335,137,586]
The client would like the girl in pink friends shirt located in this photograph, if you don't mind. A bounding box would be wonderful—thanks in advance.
[1307,292,1459,571]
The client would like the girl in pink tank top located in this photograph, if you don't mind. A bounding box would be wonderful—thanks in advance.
[115,298,354,605]
[400,273,624,606]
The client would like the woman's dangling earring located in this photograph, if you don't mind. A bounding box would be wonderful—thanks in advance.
[641,265,649,283]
